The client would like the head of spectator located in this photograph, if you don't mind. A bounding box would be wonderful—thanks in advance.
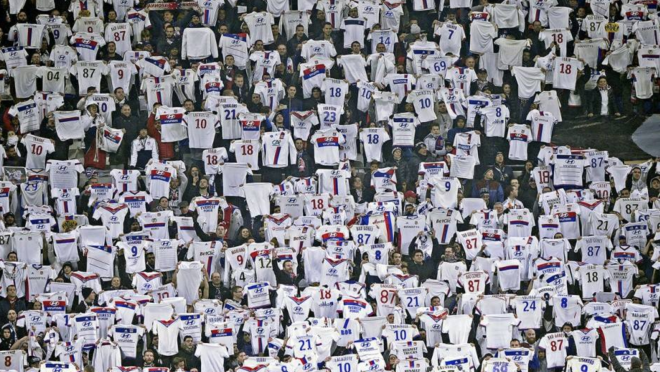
[351,41,362,54]
[146,252,156,268]
[404,190,417,205]
[454,115,466,129]
[631,166,642,181]
[480,188,490,205]
[505,185,518,200]
[392,147,402,161]
[3,213,15,227]
[109,276,123,290]
[142,349,156,367]
[391,252,402,265]
[524,329,537,345]
[619,188,631,198]
[231,286,244,302]
[81,287,95,305]
[411,249,425,264]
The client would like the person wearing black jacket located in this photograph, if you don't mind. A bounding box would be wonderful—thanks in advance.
[271,249,304,286]
[608,347,650,372]
[175,337,201,371]
[148,9,197,40]
[291,138,315,177]
[350,177,374,203]
[407,249,436,282]
[39,113,71,160]
[114,104,144,165]
[230,74,250,103]
[587,77,621,117]
[0,285,26,324]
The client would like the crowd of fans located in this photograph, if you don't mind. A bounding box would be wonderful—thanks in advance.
[1,0,660,372]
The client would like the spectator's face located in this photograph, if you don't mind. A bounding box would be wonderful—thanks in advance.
[192,15,200,24]
[211,273,221,285]
[444,247,454,258]
[219,25,228,34]
[111,277,121,288]
[510,187,519,198]
[278,45,287,55]
[296,26,304,37]
[121,105,131,117]
[200,179,209,188]
[413,252,424,263]
[511,179,519,188]
[252,94,261,103]
[226,55,234,65]
[351,43,361,53]
[484,169,494,180]
[392,253,402,264]
[2,329,10,339]
[465,57,476,68]
[255,41,264,50]
[184,101,194,111]
[533,22,542,32]
[165,27,175,38]
[525,329,536,343]
[7,286,16,298]
[147,253,155,266]
[144,352,154,363]
[235,76,244,87]
[7,310,16,322]
[295,139,304,151]
[621,190,631,198]
[287,86,297,98]
[376,43,386,53]
[108,43,116,53]
[323,24,332,34]
[184,338,194,350]
[283,261,294,273]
